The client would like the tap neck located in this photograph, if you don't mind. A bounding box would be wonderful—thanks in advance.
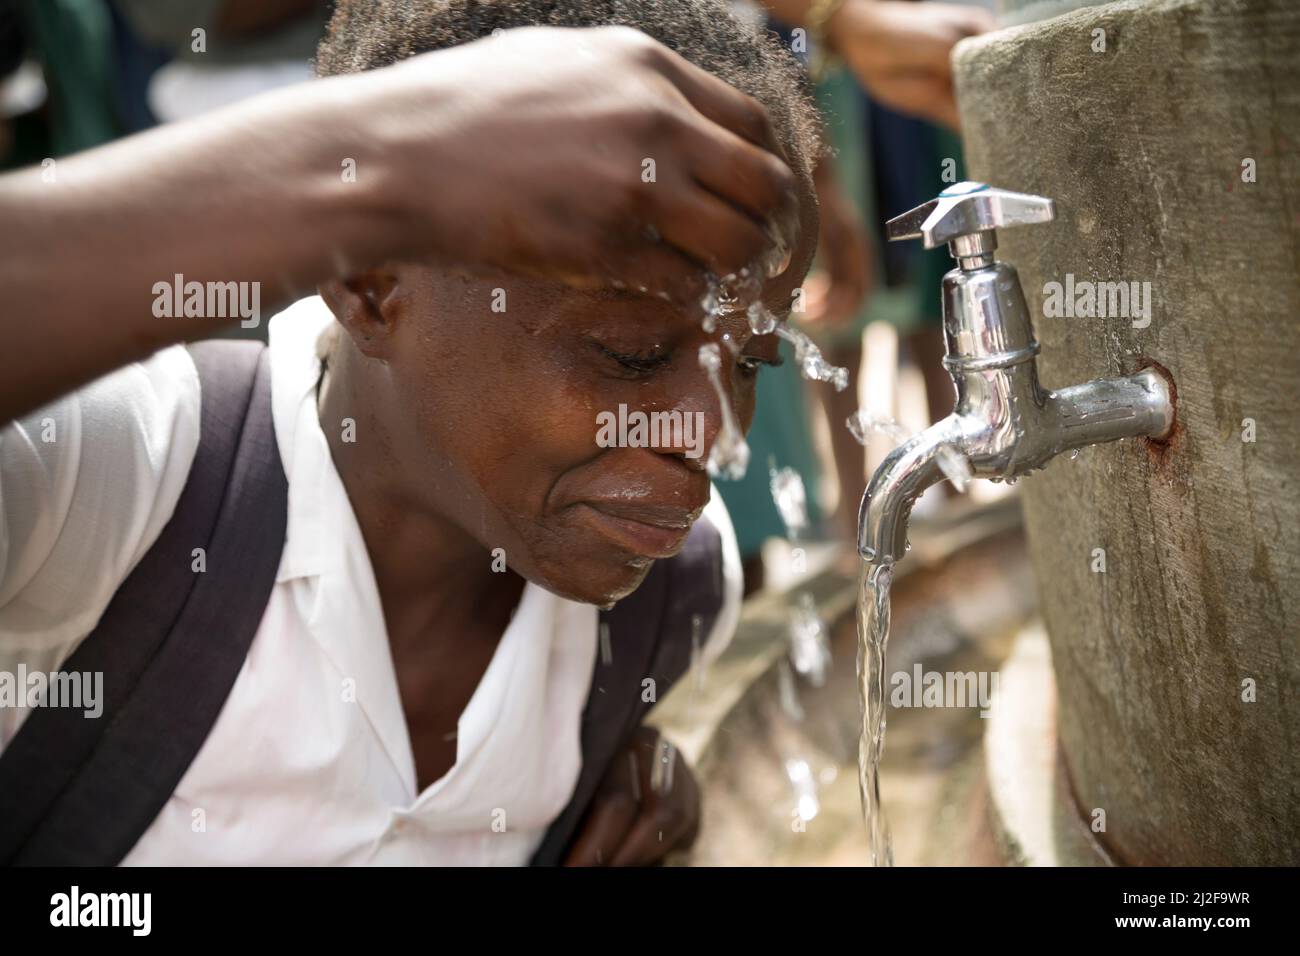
[947,231,998,271]
[941,260,1038,369]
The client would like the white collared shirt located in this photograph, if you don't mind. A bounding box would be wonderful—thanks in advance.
[0,297,741,865]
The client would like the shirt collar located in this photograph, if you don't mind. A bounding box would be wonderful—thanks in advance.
[261,297,600,806]
[268,296,339,583]
[265,297,420,790]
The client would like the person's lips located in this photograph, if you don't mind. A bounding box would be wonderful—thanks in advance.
[576,500,704,558]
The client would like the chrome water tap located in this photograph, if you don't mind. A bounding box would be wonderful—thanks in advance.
[857,182,1175,564]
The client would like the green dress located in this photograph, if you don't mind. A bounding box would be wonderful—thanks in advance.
[3,0,120,170]
[714,337,824,558]
[715,65,970,558]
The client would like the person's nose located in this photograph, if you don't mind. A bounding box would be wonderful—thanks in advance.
[642,369,730,472]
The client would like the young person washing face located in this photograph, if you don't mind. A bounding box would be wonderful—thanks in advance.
[0,0,820,865]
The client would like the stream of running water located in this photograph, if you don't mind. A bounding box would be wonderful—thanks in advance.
[857,560,895,867]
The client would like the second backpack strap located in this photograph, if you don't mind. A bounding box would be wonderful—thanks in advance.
[0,341,287,865]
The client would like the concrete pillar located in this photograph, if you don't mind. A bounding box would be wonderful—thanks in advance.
[953,0,1300,864]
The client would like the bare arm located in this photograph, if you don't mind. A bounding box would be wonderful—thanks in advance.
[0,70,393,423]
[0,26,801,424]
[758,0,993,129]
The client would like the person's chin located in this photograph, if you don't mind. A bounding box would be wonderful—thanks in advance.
[532,550,657,609]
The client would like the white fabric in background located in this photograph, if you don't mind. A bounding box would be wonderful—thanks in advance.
[148,60,313,123]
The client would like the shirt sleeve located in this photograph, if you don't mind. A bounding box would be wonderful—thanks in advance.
[0,346,201,672]
[697,484,744,668]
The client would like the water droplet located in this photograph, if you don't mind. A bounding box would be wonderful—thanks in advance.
[747,300,778,335]
[699,343,749,480]
[787,591,829,687]
[769,466,808,538]
[777,326,849,390]
[846,411,909,446]
[935,444,972,492]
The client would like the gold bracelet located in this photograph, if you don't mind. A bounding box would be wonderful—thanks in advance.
[806,0,847,82]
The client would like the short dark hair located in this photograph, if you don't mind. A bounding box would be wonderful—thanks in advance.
[315,0,821,183]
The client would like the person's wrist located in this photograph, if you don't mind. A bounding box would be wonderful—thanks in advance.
[309,66,444,271]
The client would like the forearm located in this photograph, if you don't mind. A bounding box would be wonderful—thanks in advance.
[0,72,399,423]
[0,25,808,424]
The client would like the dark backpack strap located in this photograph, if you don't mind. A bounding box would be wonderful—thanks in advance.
[529,515,725,865]
[0,340,288,865]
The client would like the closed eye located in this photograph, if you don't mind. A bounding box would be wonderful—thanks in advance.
[598,344,672,375]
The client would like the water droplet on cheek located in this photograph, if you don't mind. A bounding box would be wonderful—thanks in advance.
[747,300,777,335]
[698,342,749,480]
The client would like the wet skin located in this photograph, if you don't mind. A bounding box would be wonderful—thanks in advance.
[316,188,816,791]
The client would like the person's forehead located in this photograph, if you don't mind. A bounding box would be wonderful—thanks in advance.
[413,172,817,324]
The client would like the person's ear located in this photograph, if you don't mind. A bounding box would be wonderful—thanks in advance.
[319,268,401,360]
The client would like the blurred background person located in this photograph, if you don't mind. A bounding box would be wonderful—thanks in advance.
[718,0,992,592]
[2,0,994,595]
[0,0,332,163]
[0,0,142,168]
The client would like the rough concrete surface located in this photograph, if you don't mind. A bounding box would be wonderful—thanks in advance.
[954,0,1299,864]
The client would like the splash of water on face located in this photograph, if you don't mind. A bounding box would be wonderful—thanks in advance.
[776,326,849,391]
[700,268,764,334]
[698,342,750,480]
[699,276,724,334]
[700,263,848,391]
[747,300,778,335]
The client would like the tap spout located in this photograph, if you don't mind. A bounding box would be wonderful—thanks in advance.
[857,416,968,565]
[864,183,1177,570]
[856,367,1174,566]
[1047,367,1174,456]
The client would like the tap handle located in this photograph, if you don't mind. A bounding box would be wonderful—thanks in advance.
[886,182,1055,251]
